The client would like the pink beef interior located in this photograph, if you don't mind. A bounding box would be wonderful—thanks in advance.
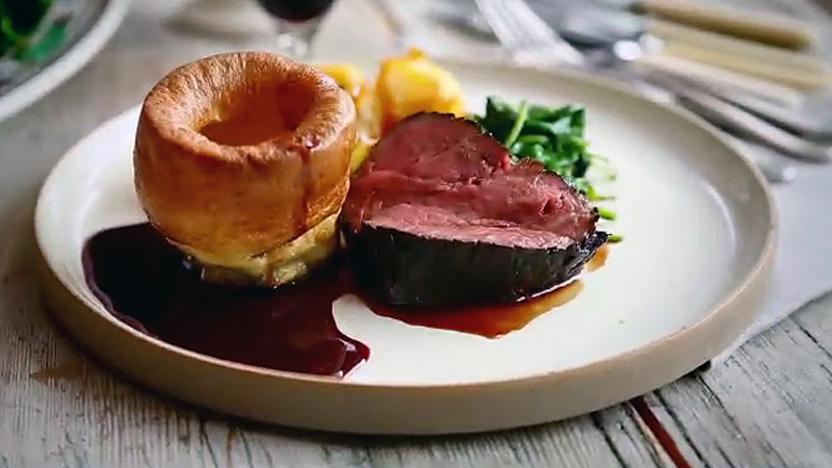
[343,113,598,249]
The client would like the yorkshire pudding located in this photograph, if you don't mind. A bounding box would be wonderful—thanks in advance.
[134,52,356,285]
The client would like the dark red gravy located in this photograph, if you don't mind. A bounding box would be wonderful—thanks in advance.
[83,223,594,376]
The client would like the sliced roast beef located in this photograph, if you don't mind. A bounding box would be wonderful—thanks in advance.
[342,113,607,306]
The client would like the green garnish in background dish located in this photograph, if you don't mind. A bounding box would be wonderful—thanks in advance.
[473,96,618,227]
[0,0,55,59]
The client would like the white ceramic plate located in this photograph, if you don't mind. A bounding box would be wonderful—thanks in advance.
[36,60,775,434]
[0,0,130,122]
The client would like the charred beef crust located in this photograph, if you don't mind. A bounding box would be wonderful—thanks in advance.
[345,226,607,306]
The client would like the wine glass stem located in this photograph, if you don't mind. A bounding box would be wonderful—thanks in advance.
[273,18,322,59]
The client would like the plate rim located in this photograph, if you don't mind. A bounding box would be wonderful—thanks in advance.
[0,0,131,122]
[34,59,776,431]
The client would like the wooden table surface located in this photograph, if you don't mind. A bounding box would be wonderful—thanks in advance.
[3,0,832,466]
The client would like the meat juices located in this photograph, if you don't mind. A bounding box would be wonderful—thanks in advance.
[82,224,586,376]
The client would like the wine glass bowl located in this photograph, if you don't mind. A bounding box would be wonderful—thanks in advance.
[254,0,337,58]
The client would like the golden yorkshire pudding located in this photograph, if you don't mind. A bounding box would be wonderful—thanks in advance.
[134,52,357,285]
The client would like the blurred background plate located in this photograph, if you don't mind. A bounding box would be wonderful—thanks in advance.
[0,0,130,122]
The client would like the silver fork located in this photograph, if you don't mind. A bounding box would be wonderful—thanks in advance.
[473,0,820,180]
[474,0,586,67]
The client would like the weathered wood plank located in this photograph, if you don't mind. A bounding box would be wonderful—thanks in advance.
[642,297,832,467]
[361,408,662,467]
[592,405,675,467]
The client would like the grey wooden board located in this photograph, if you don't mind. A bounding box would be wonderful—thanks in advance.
[2,0,832,466]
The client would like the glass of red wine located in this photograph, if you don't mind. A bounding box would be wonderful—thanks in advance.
[254,0,338,58]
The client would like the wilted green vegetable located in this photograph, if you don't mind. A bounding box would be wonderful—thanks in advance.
[473,96,595,185]
[473,96,618,227]
[608,233,623,243]
[597,206,617,221]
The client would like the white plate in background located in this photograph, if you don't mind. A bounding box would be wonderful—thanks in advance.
[0,0,130,122]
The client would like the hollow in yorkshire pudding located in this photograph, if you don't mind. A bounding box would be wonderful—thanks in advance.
[134,52,357,285]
